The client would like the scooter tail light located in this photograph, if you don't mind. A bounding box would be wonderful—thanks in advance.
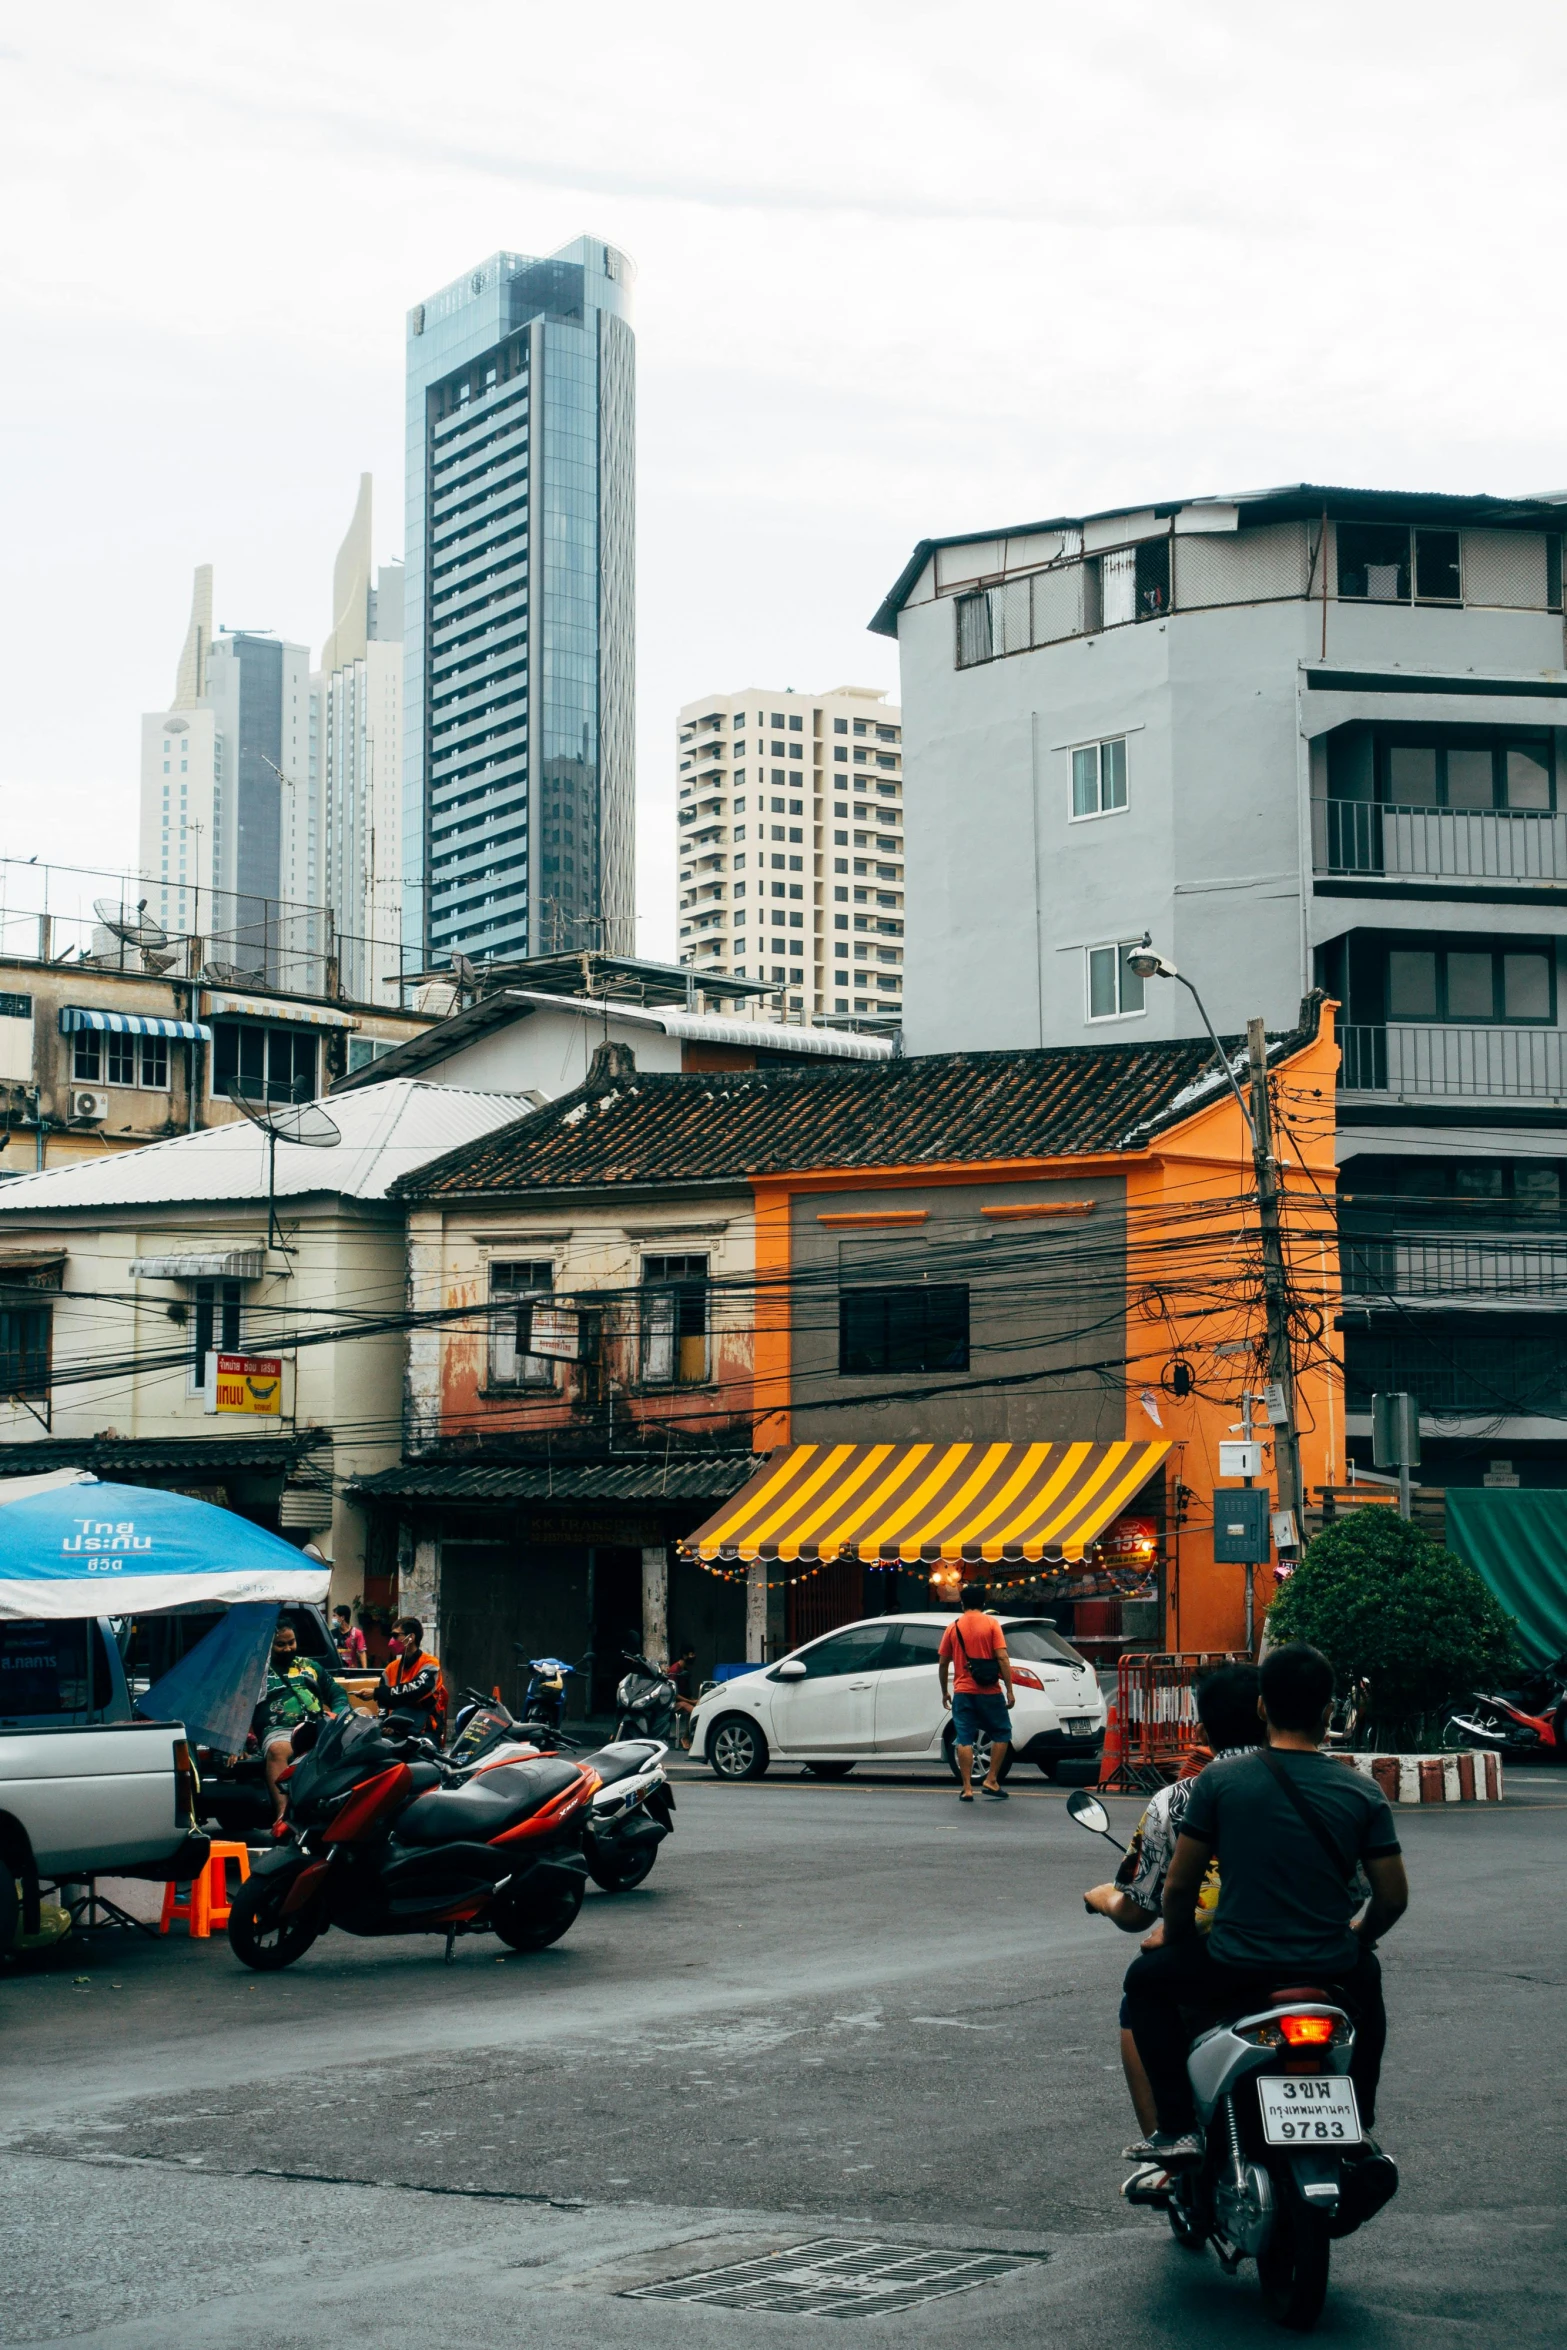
[1278,2013,1336,2047]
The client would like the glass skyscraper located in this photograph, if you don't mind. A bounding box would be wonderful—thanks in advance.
[403,237,636,970]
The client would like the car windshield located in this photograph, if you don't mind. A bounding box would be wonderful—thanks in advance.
[1002,1619,1087,1667]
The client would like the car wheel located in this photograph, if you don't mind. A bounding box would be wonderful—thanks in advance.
[1037,1758,1059,1781]
[803,1761,855,1779]
[942,1728,1014,1785]
[1054,1757,1102,1786]
[708,1714,770,1781]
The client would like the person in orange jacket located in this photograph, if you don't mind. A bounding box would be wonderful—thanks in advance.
[374,1616,447,1743]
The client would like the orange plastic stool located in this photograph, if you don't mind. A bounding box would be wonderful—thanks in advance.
[204,1840,251,1930]
[160,1841,250,1939]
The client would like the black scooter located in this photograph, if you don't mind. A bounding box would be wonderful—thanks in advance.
[615,1651,679,1742]
[446,1689,675,1893]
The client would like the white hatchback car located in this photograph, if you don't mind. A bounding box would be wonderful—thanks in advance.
[690,1612,1105,1784]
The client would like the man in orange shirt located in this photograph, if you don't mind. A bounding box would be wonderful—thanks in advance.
[937,1582,1016,1802]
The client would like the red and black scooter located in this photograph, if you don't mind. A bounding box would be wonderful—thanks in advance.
[225,1710,599,1972]
[1444,1650,1567,1764]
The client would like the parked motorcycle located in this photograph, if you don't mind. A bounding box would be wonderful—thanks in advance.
[1443,1649,1567,1762]
[444,1690,675,1894]
[1070,1788,1397,2331]
[225,1711,598,1972]
[516,1651,580,1733]
[614,1651,679,1742]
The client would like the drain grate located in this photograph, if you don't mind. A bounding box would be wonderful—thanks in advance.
[624,2236,1028,2318]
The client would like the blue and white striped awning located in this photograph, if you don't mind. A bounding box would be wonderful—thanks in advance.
[60,1007,211,1041]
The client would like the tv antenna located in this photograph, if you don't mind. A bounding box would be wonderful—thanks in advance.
[227,1086,340,1253]
[94,897,168,966]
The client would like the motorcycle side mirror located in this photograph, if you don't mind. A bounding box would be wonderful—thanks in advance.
[775,1657,807,1681]
[1066,1788,1121,1845]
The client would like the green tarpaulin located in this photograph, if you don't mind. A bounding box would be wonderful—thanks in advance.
[1444,1490,1567,1663]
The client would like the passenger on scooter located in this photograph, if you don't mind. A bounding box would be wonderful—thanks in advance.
[1122,1642,1408,2167]
[1082,1663,1262,2167]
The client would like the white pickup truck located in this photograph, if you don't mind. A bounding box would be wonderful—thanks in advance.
[0,1615,205,1949]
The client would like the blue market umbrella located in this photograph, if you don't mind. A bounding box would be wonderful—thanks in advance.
[0,1475,330,1619]
[137,1600,280,1752]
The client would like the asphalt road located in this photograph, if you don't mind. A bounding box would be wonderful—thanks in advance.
[2,1763,1564,2349]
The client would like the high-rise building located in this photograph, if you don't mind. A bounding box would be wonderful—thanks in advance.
[404,237,636,972]
[137,568,309,970]
[316,474,404,1002]
[674,686,905,1020]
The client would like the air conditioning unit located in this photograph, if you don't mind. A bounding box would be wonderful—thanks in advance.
[70,1089,109,1123]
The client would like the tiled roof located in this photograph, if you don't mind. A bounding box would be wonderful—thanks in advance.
[350,1454,758,1504]
[0,1432,329,1477]
[395,1005,1322,1199]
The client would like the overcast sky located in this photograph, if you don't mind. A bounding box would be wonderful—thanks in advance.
[4,1,1566,957]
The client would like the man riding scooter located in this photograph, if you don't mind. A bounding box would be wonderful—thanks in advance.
[1120,1642,1406,2223]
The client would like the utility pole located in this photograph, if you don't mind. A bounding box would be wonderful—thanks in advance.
[1246,1015,1305,1546]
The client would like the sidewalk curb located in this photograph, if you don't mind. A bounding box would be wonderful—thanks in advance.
[1344,1750,1503,1804]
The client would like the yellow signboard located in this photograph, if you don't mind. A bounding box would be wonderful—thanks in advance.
[214,1353,283,1416]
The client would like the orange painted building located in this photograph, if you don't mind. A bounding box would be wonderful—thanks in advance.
[390,1002,1341,1676]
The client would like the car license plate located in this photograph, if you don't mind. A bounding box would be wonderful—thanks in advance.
[1258,2077,1362,2146]
[1061,1717,1095,1736]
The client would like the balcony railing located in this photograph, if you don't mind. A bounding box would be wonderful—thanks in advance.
[1313,800,1567,882]
[1342,1234,1567,1297]
[1340,1023,1567,1099]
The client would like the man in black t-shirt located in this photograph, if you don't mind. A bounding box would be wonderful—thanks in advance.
[1122,1642,1408,2163]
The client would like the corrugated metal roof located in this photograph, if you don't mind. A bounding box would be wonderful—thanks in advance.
[0,1433,327,1476]
[395,1009,1321,1200]
[0,1081,530,1214]
[350,1455,758,1504]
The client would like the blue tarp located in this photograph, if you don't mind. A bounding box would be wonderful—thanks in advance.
[0,1476,329,1619]
[137,1601,279,1752]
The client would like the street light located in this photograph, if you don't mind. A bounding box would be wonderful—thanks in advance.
[1125,940,1255,1139]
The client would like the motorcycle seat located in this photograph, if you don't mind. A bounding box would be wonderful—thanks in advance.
[584,1742,659,1787]
[1267,1985,1341,2006]
[396,1758,580,1847]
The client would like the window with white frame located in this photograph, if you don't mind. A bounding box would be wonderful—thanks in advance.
[1071,737,1129,819]
[1086,941,1146,1021]
[75,1031,171,1088]
[640,1254,710,1385]
[487,1260,556,1388]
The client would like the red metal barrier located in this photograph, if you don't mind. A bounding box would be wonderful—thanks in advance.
[1103,1652,1246,1792]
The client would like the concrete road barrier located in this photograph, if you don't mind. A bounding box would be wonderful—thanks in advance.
[1345,1750,1503,1804]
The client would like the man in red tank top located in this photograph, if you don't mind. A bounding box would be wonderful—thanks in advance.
[937,1581,1015,1801]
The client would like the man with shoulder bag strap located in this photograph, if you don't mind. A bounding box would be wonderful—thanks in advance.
[937,1582,1015,1802]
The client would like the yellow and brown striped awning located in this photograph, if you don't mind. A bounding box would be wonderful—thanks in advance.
[683,1440,1170,1567]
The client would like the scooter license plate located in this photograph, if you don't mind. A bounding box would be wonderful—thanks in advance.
[1258,2077,1362,2146]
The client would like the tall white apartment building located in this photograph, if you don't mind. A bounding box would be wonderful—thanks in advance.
[674,684,905,1019]
[316,475,404,1001]
[138,567,311,962]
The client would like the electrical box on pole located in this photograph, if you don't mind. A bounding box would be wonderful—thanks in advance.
[1212,1486,1272,1564]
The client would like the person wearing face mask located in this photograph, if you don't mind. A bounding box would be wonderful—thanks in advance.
[374,1617,447,1745]
[251,1620,349,1833]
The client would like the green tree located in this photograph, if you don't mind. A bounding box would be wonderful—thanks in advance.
[1268,1509,1520,1741]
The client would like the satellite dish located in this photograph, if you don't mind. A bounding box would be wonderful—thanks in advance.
[140,948,178,975]
[226,1089,340,1252]
[228,1090,340,1148]
[199,961,267,987]
[450,950,481,994]
[94,897,168,951]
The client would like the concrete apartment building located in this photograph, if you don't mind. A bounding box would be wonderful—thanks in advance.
[674,685,905,1021]
[404,240,636,972]
[139,567,314,971]
[874,482,1567,1493]
[316,475,405,1004]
